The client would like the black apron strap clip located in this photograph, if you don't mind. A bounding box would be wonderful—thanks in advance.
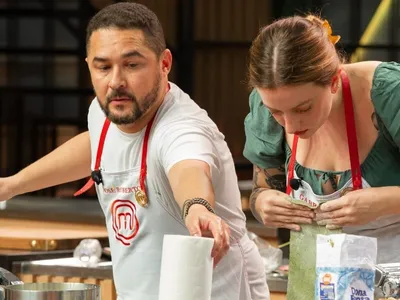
[91,170,103,185]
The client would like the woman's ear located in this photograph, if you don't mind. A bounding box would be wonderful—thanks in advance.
[331,73,340,94]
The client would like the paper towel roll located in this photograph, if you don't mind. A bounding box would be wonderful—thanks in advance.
[158,234,214,300]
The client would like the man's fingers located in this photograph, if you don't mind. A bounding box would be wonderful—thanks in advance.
[189,213,231,267]
[207,218,231,266]
[186,222,202,237]
[213,245,229,268]
[213,224,230,267]
[207,218,224,257]
[222,222,230,248]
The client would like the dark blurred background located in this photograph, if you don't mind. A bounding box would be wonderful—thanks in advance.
[0,0,398,198]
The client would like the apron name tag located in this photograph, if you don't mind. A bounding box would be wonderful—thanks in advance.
[298,191,319,208]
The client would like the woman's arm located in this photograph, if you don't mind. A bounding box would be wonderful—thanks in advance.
[249,164,314,231]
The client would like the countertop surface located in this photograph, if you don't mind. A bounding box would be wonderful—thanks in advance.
[0,196,277,238]
[0,196,105,224]
[14,257,393,298]
[13,257,288,292]
[0,179,255,225]
[13,257,113,280]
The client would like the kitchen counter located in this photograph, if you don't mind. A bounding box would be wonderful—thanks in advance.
[13,257,287,299]
[0,196,105,225]
[13,257,113,280]
[0,249,73,272]
[0,196,278,238]
[0,217,108,252]
[15,257,286,287]
[266,273,288,293]
[1,180,257,226]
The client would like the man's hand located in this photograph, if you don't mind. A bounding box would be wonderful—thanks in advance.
[185,204,230,267]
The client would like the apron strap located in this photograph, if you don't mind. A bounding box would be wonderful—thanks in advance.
[286,70,363,196]
[139,113,157,195]
[74,118,111,196]
[286,135,299,195]
[340,71,362,190]
[74,113,157,197]
[75,84,168,197]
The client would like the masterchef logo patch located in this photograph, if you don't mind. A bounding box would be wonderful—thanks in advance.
[111,200,139,246]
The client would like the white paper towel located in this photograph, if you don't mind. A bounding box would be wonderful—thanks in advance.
[158,234,214,300]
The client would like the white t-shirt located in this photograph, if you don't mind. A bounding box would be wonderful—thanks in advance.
[87,82,247,240]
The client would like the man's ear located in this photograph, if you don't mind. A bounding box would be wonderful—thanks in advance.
[160,49,172,75]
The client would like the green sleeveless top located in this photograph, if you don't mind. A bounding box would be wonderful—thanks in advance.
[243,62,400,194]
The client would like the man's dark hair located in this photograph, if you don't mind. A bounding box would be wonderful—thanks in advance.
[86,2,166,56]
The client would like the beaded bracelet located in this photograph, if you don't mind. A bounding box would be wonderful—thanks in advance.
[181,197,215,220]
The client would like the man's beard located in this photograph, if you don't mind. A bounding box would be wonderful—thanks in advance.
[98,73,161,125]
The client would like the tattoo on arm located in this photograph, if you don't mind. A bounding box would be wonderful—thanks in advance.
[249,187,263,205]
[251,164,286,192]
[263,168,286,193]
[250,167,264,210]
[249,187,265,223]
[252,165,261,188]
[250,166,267,222]
[249,164,287,216]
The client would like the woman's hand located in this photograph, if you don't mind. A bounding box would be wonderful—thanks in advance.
[256,189,315,231]
[315,187,388,228]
